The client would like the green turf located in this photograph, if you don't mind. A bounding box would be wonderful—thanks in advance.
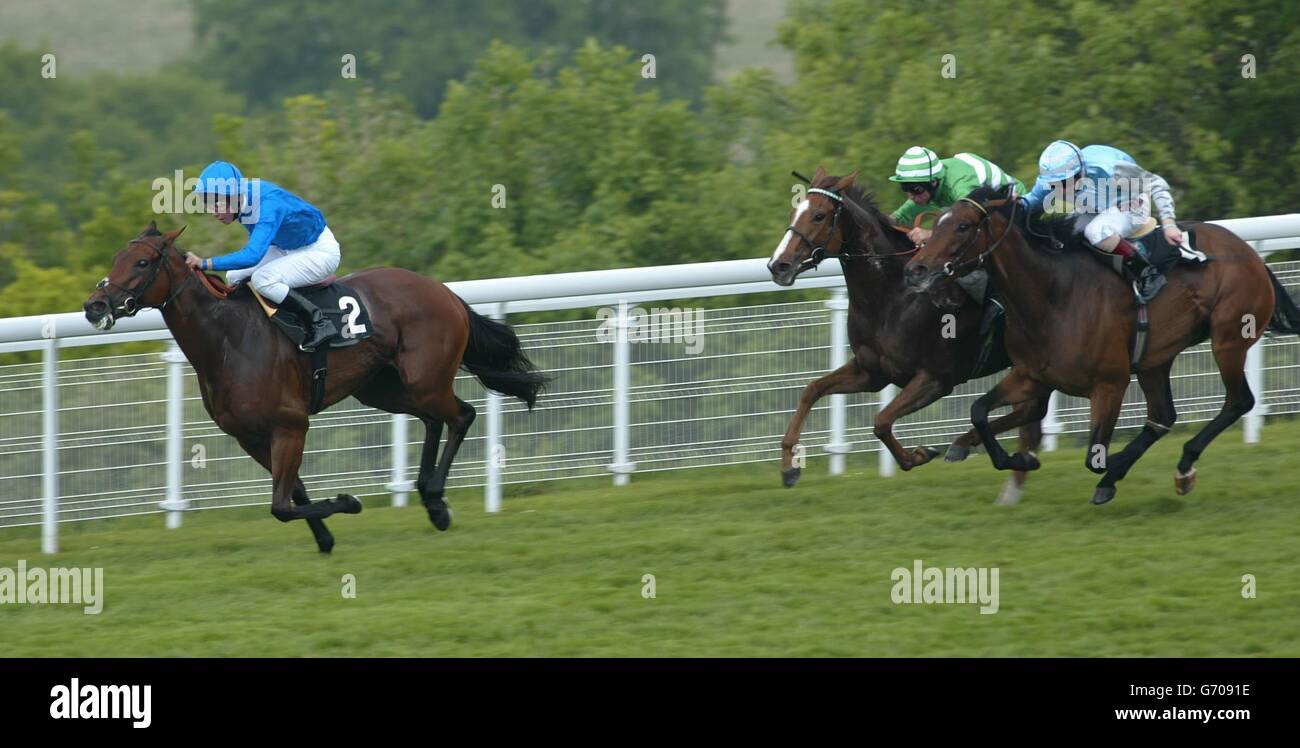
[1,419,1298,657]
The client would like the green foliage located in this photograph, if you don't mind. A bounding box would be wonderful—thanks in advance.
[191,0,727,117]
[2,0,1299,325]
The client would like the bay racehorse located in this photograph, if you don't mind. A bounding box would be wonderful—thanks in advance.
[768,167,1045,504]
[904,185,1300,504]
[84,222,547,551]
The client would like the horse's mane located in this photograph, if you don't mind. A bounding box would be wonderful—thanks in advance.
[965,183,1087,255]
[811,175,913,252]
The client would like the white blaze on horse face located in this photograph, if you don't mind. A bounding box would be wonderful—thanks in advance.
[936,212,951,227]
[772,199,811,265]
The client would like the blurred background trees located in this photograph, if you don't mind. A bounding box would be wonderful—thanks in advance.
[1,0,1297,317]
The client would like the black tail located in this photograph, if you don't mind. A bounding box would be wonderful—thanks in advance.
[458,298,548,409]
[1267,266,1300,335]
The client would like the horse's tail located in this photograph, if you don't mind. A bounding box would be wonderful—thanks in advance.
[457,298,548,409]
[1266,266,1300,335]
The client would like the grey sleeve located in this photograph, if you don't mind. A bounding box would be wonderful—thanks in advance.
[1115,161,1176,222]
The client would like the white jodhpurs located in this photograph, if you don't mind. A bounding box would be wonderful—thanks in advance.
[226,226,341,303]
[1083,193,1151,249]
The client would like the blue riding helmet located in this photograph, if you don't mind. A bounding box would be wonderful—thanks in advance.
[1037,140,1085,183]
[193,160,245,198]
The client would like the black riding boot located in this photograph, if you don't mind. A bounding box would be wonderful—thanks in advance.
[279,289,338,350]
[1123,252,1167,303]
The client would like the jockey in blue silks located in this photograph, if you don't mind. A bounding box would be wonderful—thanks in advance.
[185,160,340,349]
[1021,141,1183,302]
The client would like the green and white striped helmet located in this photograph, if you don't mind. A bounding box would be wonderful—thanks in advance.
[888,146,944,182]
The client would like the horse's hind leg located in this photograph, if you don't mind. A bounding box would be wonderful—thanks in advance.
[415,393,476,531]
[1091,362,1177,505]
[1175,335,1256,495]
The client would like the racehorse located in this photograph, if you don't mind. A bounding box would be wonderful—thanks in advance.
[904,185,1300,504]
[768,167,1044,504]
[83,222,547,551]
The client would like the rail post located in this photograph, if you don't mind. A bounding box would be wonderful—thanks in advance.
[159,342,190,528]
[825,289,851,475]
[1244,339,1266,443]
[609,299,635,485]
[878,384,897,477]
[1042,391,1062,452]
[484,302,506,512]
[387,414,413,508]
[41,332,59,554]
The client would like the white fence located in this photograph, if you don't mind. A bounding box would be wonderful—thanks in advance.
[2,214,1299,553]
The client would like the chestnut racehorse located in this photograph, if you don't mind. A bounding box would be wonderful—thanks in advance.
[768,168,1044,504]
[84,222,546,551]
[905,185,1300,504]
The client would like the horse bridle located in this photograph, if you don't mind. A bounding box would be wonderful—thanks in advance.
[785,187,920,273]
[96,236,194,319]
[940,193,1020,277]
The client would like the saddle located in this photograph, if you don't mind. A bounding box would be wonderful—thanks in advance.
[246,276,375,351]
[1088,219,1210,280]
[221,275,375,415]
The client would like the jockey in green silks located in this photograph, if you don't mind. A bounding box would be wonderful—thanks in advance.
[889,146,1026,323]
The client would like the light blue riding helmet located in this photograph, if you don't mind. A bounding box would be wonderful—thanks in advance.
[193,160,244,197]
[1037,140,1085,182]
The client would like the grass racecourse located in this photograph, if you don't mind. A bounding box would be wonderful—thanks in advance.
[1,419,1298,658]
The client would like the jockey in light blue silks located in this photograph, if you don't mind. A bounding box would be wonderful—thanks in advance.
[185,160,340,349]
[1021,141,1183,302]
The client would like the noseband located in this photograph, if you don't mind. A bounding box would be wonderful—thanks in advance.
[96,236,193,319]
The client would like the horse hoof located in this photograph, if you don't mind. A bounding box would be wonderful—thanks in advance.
[781,468,802,488]
[1090,486,1116,505]
[424,497,452,531]
[336,494,364,514]
[995,478,1022,506]
[944,444,970,463]
[914,446,941,464]
[317,536,335,554]
[1174,468,1197,495]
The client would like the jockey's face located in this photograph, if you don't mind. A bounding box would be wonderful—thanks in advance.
[205,193,240,224]
[902,181,938,206]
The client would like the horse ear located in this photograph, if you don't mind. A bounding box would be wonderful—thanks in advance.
[144,220,160,236]
[163,225,187,243]
[812,165,827,184]
[834,170,859,191]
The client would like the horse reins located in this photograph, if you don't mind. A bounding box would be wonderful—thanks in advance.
[941,194,1020,277]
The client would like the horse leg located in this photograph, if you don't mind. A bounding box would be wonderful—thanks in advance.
[414,393,476,531]
[1091,363,1177,505]
[873,371,950,471]
[268,427,363,522]
[970,370,1051,471]
[1082,381,1128,504]
[415,416,445,498]
[996,399,1049,506]
[238,436,335,552]
[1175,337,1256,495]
[780,359,880,487]
[947,394,1048,462]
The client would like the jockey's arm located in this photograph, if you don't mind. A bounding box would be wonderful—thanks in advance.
[207,206,284,272]
[1020,177,1052,213]
[1113,161,1181,243]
